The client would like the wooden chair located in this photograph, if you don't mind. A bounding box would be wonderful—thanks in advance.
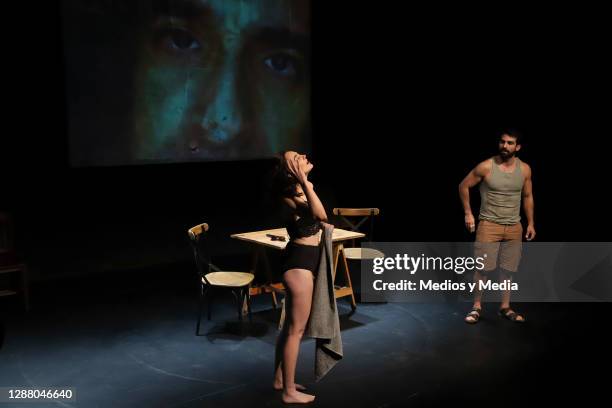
[0,212,29,312]
[332,208,384,303]
[188,223,254,335]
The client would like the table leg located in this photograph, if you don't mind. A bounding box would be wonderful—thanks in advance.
[341,248,357,310]
[245,246,285,313]
[260,246,280,309]
[332,243,357,310]
[332,243,341,280]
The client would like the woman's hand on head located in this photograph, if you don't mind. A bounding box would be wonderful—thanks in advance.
[287,155,309,186]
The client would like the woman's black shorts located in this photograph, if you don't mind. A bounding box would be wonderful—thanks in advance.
[281,241,321,275]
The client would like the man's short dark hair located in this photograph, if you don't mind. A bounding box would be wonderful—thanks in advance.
[499,128,523,145]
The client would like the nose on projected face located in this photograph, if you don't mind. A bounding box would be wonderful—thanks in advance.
[201,117,240,144]
[200,69,242,145]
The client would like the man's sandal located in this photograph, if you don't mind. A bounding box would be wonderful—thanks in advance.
[499,307,525,323]
[465,307,481,324]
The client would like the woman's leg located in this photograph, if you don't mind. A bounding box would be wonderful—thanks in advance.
[273,300,289,382]
[279,268,315,404]
[273,298,309,391]
[273,295,308,391]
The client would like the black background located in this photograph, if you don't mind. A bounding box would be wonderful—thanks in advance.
[1,2,610,280]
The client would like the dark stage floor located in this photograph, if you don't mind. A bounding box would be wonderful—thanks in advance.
[0,267,608,407]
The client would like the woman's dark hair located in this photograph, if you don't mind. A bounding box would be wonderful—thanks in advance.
[271,150,300,199]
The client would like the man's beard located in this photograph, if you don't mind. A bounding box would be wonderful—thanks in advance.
[499,149,515,159]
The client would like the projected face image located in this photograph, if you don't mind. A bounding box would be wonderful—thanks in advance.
[131,0,310,162]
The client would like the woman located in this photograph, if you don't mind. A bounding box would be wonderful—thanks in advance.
[272,150,328,404]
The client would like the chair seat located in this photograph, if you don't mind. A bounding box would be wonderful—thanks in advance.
[343,247,385,260]
[203,271,254,287]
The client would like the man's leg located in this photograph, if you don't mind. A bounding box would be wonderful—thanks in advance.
[467,220,502,323]
[498,223,525,322]
[472,269,491,310]
[498,267,524,322]
[499,268,515,310]
[466,267,496,323]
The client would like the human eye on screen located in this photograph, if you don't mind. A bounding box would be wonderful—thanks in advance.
[262,50,303,79]
[152,26,202,55]
[150,16,206,63]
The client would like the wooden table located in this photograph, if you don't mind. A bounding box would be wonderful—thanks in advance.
[231,227,365,310]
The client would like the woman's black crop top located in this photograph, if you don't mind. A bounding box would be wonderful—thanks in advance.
[286,214,321,240]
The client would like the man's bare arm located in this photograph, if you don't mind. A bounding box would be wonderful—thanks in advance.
[522,163,536,240]
[459,160,490,232]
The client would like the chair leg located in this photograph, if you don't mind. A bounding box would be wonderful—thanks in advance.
[196,285,208,336]
[240,289,247,322]
[245,287,253,323]
[271,290,278,310]
[232,289,243,321]
[207,286,213,321]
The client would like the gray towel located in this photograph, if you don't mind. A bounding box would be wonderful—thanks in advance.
[306,223,343,381]
[279,223,343,381]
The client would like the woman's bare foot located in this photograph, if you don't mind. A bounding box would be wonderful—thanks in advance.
[273,380,306,391]
[282,389,315,404]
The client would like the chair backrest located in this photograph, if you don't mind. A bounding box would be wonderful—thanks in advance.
[332,208,380,242]
[188,223,213,284]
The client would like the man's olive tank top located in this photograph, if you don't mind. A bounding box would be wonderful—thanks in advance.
[479,157,524,225]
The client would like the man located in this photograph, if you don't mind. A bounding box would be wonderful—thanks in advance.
[459,130,535,324]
